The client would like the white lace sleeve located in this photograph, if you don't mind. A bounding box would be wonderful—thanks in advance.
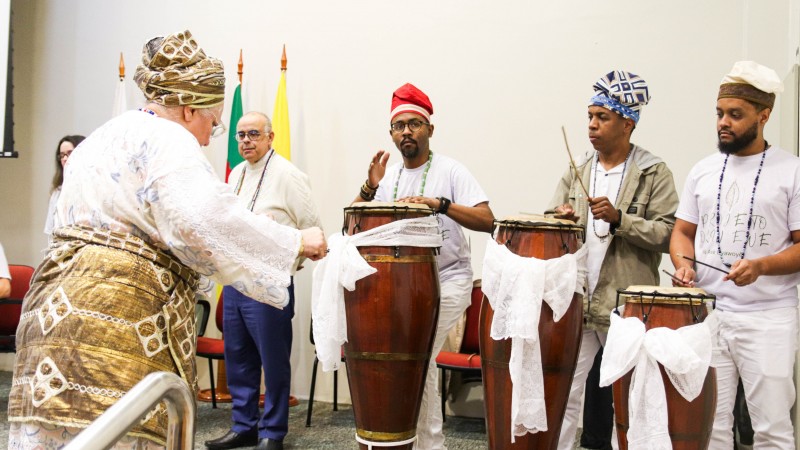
[151,167,301,308]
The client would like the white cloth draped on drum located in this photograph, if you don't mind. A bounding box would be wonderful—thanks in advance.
[311,215,443,372]
[481,239,588,442]
[599,309,713,450]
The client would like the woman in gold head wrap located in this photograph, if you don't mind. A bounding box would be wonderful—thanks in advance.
[7,30,326,449]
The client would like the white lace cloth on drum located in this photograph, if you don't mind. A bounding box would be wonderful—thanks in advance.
[599,309,712,450]
[311,215,442,372]
[481,239,587,443]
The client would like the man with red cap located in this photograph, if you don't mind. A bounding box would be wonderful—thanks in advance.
[355,83,494,449]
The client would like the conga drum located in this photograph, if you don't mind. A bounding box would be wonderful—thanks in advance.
[613,286,717,450]
[343,202,441,449]
[480,215,584,449]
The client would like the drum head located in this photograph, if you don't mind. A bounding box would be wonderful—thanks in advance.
[620,285,715,304]
[346,202,433,215]
[496,214,583,232]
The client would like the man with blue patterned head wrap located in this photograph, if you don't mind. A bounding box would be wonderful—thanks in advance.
[547,70,679,450]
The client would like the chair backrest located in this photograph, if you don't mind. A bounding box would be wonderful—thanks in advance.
[459,279,483,354]
[0,265,35,336]
[196,299,210,338]
[8,265,35,300]
[215,290,224,333]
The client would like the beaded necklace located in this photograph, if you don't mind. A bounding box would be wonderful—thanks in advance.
[234,149,275,212]
[591,148,631,242]
[715,143,768,267]
[140,108,157,116]
[392,151,433,201]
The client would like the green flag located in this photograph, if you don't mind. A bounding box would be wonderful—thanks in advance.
[225,84,244,181]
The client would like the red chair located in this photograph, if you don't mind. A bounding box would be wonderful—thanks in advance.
[196,291,225,408]
[0,265,35,352]
[435,279,483,421]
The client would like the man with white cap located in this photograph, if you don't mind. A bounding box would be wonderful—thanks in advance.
[671,61,800,447]
[356,83,495,450]
[548,70,679,449]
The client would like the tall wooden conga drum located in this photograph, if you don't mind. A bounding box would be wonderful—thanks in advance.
[480,215,584,449]
[613,286,717,450]
[343,202,441,449]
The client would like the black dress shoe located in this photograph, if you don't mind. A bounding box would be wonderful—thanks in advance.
[255,438,284,450]
[205,430,259,449]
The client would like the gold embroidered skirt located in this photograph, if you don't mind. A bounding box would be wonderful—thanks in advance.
[7,226,199,446]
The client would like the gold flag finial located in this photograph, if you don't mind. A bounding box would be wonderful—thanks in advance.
[237,49,243,84]
[281,45,287,71]
[118,53,125,80]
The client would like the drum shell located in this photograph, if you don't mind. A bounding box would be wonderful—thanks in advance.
[613,292,717,450]
[343,206,440,450]
[480,221,584,449]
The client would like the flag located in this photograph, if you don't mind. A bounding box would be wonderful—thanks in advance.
[272,70,291,160]
[112,78,127,117]
[225,83,244,182]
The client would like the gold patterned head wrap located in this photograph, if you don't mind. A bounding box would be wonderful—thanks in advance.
[134,30,225,108]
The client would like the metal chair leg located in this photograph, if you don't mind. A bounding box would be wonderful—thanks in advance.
[306,356,319,427]
[207,359,217,409]
[333,368,339,411]
[441,368,447,422]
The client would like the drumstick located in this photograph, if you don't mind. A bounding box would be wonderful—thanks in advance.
[677,253,730,275]
[561,126,591,199]
[662,269,686,284]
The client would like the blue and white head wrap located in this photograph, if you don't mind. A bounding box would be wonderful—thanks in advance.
[589,70,650,123]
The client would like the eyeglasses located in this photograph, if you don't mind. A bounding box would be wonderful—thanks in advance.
[390,120,430,134]
[206,110,227,138]
[234,130,267,142]
[59,151,72,160]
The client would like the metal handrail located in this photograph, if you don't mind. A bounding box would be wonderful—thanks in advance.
[64,371,195,450]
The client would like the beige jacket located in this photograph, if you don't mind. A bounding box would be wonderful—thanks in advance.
[546,144,679,332]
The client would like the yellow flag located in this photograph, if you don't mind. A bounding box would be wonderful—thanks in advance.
[272,71,291,160]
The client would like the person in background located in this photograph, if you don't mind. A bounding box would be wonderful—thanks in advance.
[0,242,11,299]
[205,111,322,450]
[44,135,85,242]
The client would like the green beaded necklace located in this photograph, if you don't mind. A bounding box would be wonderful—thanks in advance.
[392,151,433,201]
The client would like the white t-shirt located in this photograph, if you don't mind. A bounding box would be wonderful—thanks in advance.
[375,152,489,283]
[586,156,627,299]
[676,146,800,311]
[0,242,10,279]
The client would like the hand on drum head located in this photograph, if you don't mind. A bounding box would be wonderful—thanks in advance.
[396,195,438,210]
[300,227,327,261]
[368,150,390,188]
[672,266,696,288]
[553,203,579,222]
[724,259,762,286]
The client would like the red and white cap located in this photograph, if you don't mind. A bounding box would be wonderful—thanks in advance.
[390,83,433,122]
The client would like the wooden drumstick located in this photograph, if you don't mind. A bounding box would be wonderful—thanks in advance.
[561,126,590,199]
[677,253,730,275]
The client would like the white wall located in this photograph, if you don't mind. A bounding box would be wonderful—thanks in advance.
[0,0,797,406]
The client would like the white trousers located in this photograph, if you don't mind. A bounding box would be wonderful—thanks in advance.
[557,329,618,450]
[708,307,798,450]
[413,278,472,450]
